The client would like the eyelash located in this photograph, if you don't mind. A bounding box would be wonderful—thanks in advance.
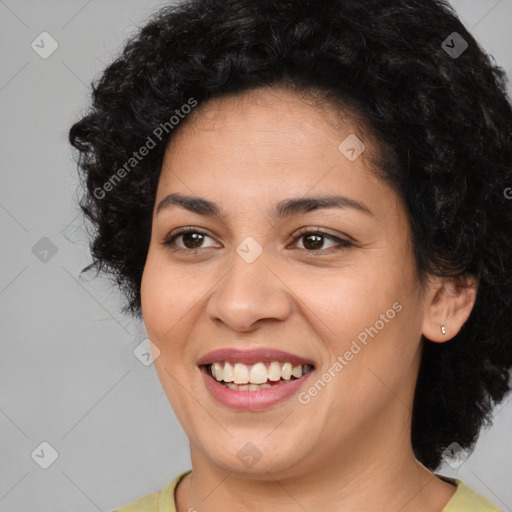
[160,226,353,255]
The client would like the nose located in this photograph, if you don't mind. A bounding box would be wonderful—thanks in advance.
[205,247,293,332]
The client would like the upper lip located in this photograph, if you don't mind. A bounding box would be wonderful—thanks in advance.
[197,348,315,367]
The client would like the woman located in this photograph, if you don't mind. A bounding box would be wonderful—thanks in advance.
[69,0,512,510]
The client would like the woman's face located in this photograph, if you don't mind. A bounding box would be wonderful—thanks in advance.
[141,86,430,478]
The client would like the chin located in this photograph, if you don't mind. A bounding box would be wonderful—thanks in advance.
[194,434,312,478]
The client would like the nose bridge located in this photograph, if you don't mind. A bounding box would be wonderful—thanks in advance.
[206,240,291,331]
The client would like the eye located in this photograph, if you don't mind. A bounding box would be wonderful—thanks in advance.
[160,226,353,255]
[161,227,218,252]
[291,227,353,253]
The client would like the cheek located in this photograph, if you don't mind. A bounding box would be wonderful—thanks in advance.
[141,249,197,320]
[298,265,397,342]
[140,254,200,414]
[297,250,419,376]
[140,251,201,355]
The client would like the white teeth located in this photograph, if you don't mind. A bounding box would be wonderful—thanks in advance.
[281,362,292,380]
[292,365,302,378]
[233,363,249,384]
[223,362,234,382]
[268,361,282,381]
[208,360,313,387]
[224,382,272,391]
[249,362,268,384]
[212,362,223,381]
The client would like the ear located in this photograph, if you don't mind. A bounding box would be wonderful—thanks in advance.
[421,274,478,343]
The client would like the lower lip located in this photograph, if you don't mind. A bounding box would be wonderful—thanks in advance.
[200,366,314,411]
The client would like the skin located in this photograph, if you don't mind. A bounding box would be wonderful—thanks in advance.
[140,86,477,512]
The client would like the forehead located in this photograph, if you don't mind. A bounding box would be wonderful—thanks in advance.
[156,86,400,221]
[170,86,369,157]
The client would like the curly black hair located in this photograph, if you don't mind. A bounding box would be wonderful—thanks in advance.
[68,0,512,471]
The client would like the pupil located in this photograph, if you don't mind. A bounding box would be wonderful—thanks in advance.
[304,234,323,250]
[183,232,203,248]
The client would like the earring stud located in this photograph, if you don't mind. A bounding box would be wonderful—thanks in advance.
[441,325,446,335]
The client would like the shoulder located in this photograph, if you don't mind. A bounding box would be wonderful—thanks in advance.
[112,470,192,512]
[438,475,502,512]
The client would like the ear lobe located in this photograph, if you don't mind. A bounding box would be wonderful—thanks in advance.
[422,275,478,343]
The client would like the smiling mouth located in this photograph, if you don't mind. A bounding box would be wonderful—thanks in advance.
[203,361,315,391]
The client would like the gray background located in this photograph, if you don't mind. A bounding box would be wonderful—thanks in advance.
[1,1,511,510]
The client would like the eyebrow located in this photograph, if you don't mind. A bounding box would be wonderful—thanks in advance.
[156,192,374,218]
